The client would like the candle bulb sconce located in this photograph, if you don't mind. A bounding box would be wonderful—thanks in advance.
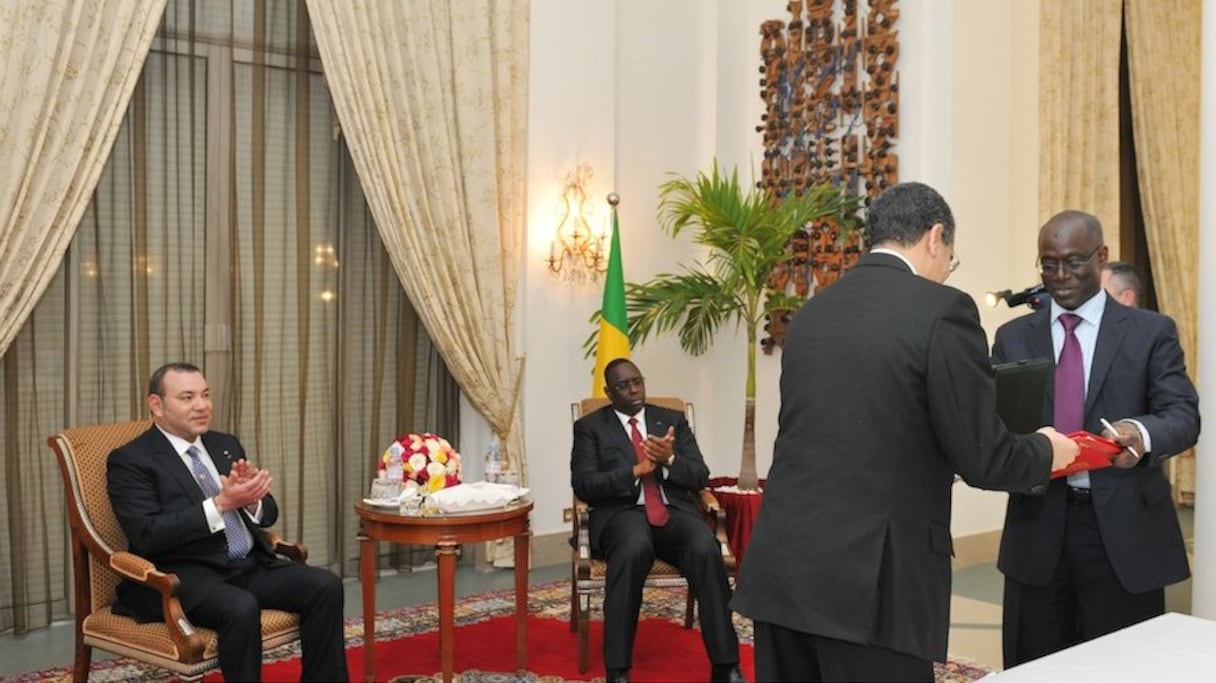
[547,164,608,284]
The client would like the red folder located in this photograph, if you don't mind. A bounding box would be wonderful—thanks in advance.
[1050,431,1123,479]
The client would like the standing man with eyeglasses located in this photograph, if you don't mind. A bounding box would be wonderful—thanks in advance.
[993,210,1199,667]
[732,182,1079,682]
[571,358,742,683]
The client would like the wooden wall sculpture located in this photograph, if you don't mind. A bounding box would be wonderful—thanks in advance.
[759,0,900,353]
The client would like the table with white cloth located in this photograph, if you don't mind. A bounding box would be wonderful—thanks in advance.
[982,612,1216,682]
[355,501,532,683]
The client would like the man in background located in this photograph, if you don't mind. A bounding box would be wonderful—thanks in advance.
[571,358,742,683]
[107,362,348,681]
[1101,260,1145,308]
[732,182,1079,682]
[994,211,1198,667]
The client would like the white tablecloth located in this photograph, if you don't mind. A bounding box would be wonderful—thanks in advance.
[982,612,1216,682]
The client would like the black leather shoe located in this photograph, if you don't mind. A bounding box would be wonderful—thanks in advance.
[606,668,630,683]
[711,664,746,683]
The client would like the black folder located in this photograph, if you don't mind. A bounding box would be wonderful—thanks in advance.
[994,357,1051,434]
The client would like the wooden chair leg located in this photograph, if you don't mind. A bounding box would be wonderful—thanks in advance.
[578,594,591,673]
[684,586,695,628]
[74,630,92,681]
[570,572,579,632]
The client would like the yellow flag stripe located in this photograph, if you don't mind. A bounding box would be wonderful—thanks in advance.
[591,320,631,397]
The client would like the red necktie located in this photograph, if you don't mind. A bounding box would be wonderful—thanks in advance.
[629,417,669,527]
[1054,313,1085,433]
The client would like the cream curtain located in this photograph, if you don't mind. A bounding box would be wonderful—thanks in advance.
[1038,0,1122,230]
[306,0,530,484]
[1124,0,1201,367]
[0,0,461,633]
[1124,0,1202,500]
[0,0,168,358]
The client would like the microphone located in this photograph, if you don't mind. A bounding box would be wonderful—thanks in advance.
[985,284,1047,310]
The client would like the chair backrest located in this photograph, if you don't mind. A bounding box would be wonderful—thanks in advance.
[49,420,152,612]
[571,397,694,429]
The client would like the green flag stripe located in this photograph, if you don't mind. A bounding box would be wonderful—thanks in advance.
[600,209,627,334]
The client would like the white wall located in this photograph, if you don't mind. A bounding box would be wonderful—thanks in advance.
[511,0,1042,541]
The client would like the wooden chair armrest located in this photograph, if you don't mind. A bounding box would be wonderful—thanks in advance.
[693,491,733,563]
[108,551,207,662]
[108,550,161,583]
[267,532,309,562]
[712,509,733,562]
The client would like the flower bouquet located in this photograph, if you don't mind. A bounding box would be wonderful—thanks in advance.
[377,433,462,512]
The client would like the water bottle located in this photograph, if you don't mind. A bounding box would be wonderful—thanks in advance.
[484,435,501,483]
[385,441,405,482]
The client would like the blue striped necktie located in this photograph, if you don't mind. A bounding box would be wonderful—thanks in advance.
[186,445,253,559]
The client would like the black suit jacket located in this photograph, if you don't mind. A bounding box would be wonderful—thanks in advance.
[107,426,288,620]
[731,253,1053,662]
[993,296,1198,592]
[570,403,708,553]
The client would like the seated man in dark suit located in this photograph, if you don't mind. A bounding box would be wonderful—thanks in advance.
[571,358,742,683]
[107,362,348,681]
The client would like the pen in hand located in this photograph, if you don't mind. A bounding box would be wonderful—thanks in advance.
[1100,417,1141,460]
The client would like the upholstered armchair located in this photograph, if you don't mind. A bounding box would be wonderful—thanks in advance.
[49,420,305,681]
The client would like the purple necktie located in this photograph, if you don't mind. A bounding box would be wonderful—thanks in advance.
[1054,313,1085,433]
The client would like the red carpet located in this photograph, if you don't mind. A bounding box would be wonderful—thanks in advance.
[8,582,989,682]
[255,615,755,682]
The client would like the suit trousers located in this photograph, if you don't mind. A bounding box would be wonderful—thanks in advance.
[186,558,348,681]
[1002,498,1164,667]
[597,505,738,671]
[754,620,933,682]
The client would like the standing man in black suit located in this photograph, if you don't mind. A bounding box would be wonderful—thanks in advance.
[731,182,1080,682]
[571,358,742,683]
[994,211,1199,667]
[107,362,348,681]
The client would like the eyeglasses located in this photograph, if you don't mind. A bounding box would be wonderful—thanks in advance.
[1036,245,1102,276]
[610,376,645,393]
[949,252,961,274]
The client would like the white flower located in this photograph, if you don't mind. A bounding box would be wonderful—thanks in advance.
[426,461,447,479]
[408,453,428,473]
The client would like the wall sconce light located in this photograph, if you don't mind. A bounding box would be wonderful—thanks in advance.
[546,164,608,283]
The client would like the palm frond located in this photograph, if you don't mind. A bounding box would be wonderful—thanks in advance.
[625,270,742,357]
[763,291,806,316]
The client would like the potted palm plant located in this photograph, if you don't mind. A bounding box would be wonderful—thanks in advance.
[615,161,861,491]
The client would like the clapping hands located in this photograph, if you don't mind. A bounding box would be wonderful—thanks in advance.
[216,458,272,512]
[632,427,676,478]
[643,426,676,466]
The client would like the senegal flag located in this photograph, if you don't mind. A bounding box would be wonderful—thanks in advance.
[592,205,630,397]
